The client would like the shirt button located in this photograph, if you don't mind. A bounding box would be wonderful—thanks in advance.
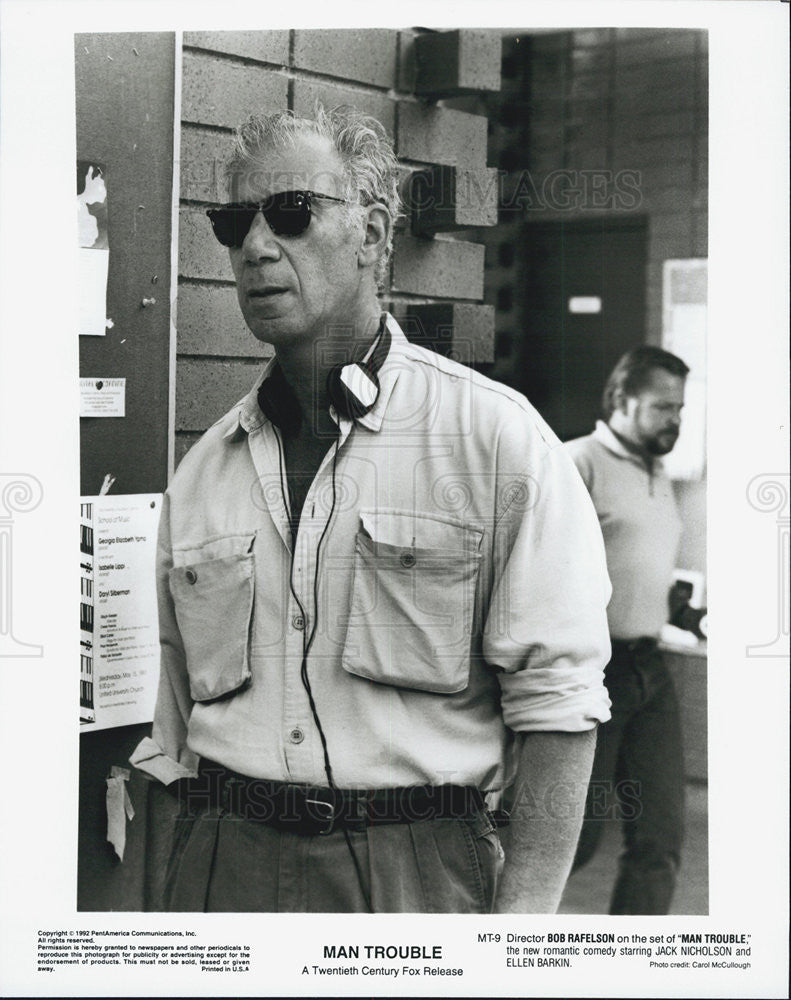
[289,727,304,744]
[292,614,305,631]
[185,568,198,584]
[400,552,416,568]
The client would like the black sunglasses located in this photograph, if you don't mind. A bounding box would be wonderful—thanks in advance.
[206,190,346,247]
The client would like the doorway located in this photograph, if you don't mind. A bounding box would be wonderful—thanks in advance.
[515,216,648,441]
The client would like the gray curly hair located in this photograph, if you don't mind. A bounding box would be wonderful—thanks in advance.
[225,105,401,287]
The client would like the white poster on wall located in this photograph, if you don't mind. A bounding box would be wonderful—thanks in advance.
[662,259,708,482]
[77,160,110,336]
[79,493,162,731]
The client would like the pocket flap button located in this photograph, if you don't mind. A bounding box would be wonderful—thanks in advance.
[185,568,198,585]
[400,551,416,568]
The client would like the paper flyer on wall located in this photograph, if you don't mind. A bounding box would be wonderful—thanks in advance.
[0,2,788,999]
[79,494,162,730]
[79,377,126,417]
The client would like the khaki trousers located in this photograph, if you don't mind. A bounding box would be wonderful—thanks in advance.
[164,805,504,913]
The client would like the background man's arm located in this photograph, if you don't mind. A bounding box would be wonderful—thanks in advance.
[494,728,596,913]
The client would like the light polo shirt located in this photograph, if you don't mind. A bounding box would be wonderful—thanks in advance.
[131,315,612,791]
[565,420,683,641]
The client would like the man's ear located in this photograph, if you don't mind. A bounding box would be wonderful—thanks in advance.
[357,204,391,270]
[612,387,630,414]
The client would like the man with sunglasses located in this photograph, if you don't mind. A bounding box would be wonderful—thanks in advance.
[132,106,612,914]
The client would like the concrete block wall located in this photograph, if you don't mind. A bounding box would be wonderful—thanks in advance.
[476,36,533,379]
[175,29,501,466]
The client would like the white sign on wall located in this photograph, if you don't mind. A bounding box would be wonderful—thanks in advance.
[79,493,162,731]
[661,258,708,481]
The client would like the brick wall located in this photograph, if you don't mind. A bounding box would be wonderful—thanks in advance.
[482,28,707,372]
[175,28,501,465]
[480,28,708,586]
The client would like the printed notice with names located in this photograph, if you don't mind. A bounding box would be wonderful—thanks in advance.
[80,494,162,730]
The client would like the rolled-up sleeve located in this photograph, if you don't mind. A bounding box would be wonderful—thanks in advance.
[129,491,199,785]
[483,438,612,732]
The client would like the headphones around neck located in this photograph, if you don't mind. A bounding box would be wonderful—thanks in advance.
[258,320,391,434]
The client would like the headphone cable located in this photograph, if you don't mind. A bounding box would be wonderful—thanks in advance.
[275,426,373,912]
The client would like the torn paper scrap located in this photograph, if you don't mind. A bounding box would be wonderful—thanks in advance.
[99,473,116,496]
[106,765,135,861]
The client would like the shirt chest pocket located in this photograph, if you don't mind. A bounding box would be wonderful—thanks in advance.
[341,511,483,694]
[169,536,256,703]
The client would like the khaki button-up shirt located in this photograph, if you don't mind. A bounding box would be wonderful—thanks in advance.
[131,316,611,790]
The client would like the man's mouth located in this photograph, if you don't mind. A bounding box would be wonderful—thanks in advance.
[657,431,679,447]
[248,287,288,298]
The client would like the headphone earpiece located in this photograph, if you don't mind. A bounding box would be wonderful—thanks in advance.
[326,361,381,421]
[258,318,391,432]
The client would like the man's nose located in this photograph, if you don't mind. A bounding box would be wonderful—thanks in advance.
[241,211,280,262]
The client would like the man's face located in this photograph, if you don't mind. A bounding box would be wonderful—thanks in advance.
[228,132,364,347]
[621,368,686,456]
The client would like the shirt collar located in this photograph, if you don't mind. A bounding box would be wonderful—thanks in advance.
[222,312,405,440]
[592,420,665,473]
[222,354,277,441]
